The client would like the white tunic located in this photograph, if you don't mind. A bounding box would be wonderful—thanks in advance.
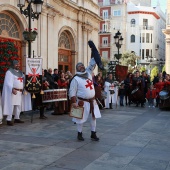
[0,92,2,124]
[104,81,118,108]
[2,70,32,116]
[69,58,101,124]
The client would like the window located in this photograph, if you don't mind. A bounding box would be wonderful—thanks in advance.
[103,0,110,5]
[151,34,152,43]
[102,24,108,32]
[103,10,109,19]
[139,49,141,56]
[146,33,150,43]
[102,51,108,59]
[142,33,145,43]
[131,35,135,43]
[113,10,121,16]
[102,37,108,46]
[142,49,144,60]
[143,19,148,26]
[131,19,135,27]
[146,49,149,57]
[0,13,19,38]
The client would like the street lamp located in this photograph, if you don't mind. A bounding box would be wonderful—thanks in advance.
[17,0,43,58]
[114,31,123,64]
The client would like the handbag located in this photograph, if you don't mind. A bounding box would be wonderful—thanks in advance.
[109,90,115,95]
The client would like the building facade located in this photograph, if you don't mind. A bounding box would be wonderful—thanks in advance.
[0,0,101,74]
[127,2,166,72]
[98,0,165,73]
[98,0,126,61]
[163,0,170,74]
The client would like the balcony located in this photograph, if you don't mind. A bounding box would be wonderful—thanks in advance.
[99,43,111,48]
[139,25,154,30]
[98,30,111,34]
[98,0,125,7]
[100,15,112,20]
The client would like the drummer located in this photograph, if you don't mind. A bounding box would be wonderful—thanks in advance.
[132,71,145,107]
[154,77,170,107]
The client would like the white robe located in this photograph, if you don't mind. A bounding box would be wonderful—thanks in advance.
[2,70,32,116]
[0,92,2,124]
[69,58,101,124]
[104,81,118,108]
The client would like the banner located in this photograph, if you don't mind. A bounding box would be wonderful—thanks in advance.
[25,58,42,93]
[115,65,128,82]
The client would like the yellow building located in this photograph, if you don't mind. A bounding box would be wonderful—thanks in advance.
[0,0,101,74]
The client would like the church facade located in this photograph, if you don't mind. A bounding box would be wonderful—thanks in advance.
[0,0,101,74]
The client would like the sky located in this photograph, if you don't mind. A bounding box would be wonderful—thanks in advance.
[151,0,167,13]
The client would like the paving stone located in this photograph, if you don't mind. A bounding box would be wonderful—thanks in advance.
[0,106,170,170]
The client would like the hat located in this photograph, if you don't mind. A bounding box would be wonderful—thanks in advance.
[11,60,19,66]
[76,62,84,71]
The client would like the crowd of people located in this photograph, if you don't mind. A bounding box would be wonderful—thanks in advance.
[0,59,170,141]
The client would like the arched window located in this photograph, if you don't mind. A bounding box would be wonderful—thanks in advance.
[131,35,135,43]
[0,13,19,38]
[131,19,135,27]
[58,31,70,49]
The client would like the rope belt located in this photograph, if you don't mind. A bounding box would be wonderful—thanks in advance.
[78,96,95,118]
[14,88,23,92]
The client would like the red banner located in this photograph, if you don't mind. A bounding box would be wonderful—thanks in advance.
[115,65,128,82]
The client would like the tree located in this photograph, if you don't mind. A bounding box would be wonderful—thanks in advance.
[121,51,140,67]
[151,66,159,81]
[162,65,165,73]
[98,57,109,79]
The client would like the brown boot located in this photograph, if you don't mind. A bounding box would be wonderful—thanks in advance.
[7,121,14,126]
[14,119,24,123]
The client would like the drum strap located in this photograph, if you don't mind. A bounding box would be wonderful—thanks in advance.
[78,96,95,118]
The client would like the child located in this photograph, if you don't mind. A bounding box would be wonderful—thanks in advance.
[146,85,157,108]
[118,83,126,106]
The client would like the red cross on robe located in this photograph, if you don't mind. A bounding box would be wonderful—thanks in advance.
[17,77,23,82]
[85,80,93,90]
[28,68,39,83]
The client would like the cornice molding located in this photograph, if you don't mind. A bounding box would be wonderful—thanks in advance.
[128,11,160,19]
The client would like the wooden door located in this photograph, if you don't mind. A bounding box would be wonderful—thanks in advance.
[58,49,72,73]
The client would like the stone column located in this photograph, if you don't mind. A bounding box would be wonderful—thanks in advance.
[166,38,170,74]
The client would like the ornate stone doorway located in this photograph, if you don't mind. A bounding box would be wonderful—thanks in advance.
[58,31,74,73]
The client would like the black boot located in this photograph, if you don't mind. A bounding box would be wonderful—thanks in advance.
[109,103,113,109]
[39,107,47,119]
[77,132,84,141]
[91,131,99,141]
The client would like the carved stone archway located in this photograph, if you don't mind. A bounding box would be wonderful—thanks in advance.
[58,30,75,73]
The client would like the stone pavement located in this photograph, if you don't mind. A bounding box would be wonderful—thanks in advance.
[0,105,170,170]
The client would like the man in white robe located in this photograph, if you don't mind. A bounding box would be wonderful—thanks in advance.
[69,58,101,141]
[2,60,25,126]
[0,92,2,125]
[104,73,117,109]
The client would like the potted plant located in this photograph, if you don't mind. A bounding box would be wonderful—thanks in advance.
[23,28,38,41]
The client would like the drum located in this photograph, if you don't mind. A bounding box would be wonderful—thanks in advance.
[159,90,169,100]
[42,89,67,103]
[130,88,145,103]
[131,88,139,95]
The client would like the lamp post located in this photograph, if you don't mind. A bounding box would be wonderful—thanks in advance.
[17,0,43,58]
[145,56,156,73]
[114,31,123,64]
